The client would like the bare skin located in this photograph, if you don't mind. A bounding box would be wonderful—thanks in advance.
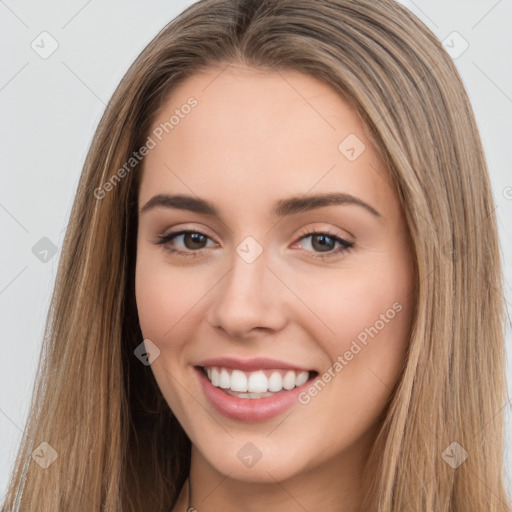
[135,63,416,512]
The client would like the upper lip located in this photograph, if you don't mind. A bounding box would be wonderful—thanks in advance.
[195,357,314,373]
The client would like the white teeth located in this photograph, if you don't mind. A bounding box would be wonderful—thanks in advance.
[203,366,310,395]
[268,372,283,392]
[295,370,308,387]
[230,370,248,392]
[219,368,231,389]
[225,389,276,399]
[248,371,268,393]
[282,370,296,390]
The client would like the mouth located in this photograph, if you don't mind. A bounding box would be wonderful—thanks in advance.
[194,365,319,422]
[198,366,319,399]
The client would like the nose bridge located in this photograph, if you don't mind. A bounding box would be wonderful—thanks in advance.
[207,236,286,336]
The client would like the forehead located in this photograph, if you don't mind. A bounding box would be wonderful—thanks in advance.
[138,64,392,219]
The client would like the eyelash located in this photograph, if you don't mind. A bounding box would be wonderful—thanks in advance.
[154,228,355,261]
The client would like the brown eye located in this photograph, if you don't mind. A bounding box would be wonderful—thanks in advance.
[155,230,216,257]
[181,232,208,250]
[310,233,337,252]
[296,229,355,260]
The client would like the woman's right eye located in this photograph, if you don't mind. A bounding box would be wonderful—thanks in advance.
[155,230,217,257]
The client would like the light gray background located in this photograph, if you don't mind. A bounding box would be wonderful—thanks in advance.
[1,0,511,502]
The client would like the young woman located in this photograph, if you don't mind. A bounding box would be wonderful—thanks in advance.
[3,0,511,511]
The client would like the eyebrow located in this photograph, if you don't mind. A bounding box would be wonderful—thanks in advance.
[139,192,382,219]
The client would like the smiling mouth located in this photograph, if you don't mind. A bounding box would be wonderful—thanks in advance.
[197,366,318,399]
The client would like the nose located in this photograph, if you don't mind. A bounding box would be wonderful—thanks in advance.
[206,246,288,339]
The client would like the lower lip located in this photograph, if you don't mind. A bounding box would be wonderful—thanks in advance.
[195,366,317,423]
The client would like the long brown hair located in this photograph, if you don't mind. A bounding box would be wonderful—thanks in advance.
[3,0,510,510]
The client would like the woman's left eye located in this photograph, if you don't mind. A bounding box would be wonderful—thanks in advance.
[295,229,355,259]
[155,229,354,260]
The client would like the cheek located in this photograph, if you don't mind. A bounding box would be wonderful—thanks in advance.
[134,248,204,412]
[135,246,210,342]
[135,260,178,342]
[294,267,407,343]
[289,262,413,453]
[290,254,413,382]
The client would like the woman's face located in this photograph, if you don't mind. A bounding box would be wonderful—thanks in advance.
[135,64,416,484]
